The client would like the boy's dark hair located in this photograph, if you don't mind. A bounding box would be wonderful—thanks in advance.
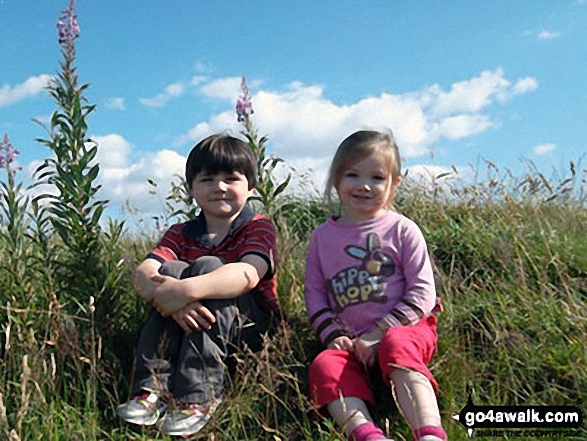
[185,134,257,190]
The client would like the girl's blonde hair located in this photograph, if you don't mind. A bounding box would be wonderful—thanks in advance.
[324,130,401,207]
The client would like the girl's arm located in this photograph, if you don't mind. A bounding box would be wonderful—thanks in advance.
[377,220,437,331]
[304,233,350,347]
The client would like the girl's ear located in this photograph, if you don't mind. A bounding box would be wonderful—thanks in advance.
[387,175,402,208]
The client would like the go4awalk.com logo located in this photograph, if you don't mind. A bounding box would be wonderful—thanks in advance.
[452,392,583,437]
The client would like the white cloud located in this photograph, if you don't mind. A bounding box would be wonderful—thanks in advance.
[89,135,185,215]
[175,112,237,146]
[23,68,538,222]
[280,156,333,197]
[198,76,264,101]
[93,134,132,168]
[139,82,186,107]
[538,31,561,40]
[25,134,186,220]
[431,114,494,140]
[199,77,243,101]
[512,77,539,95]
[104,97,125,110]
[427,68,537,115]
[178,69,537,167]
[0,74,52,107]
[191,76,208,86]
[194,60,212,73]
[98,147,186,219]
[404,164,457,186]
[533,143,556,156]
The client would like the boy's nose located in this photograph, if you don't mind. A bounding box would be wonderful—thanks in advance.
[216,180,228,191]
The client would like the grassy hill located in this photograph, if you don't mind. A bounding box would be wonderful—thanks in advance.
[1,165,586,440]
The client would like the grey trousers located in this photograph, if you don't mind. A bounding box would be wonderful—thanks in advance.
[132,256,271,404]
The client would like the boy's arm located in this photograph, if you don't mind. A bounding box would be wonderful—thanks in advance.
[131,258,162,301]
[132,258,216,331]
[150,254,268,316]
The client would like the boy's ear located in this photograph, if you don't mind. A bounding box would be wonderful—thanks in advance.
[188,182,197,200]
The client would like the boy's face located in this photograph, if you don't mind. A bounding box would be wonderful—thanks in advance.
[189,170,253,222]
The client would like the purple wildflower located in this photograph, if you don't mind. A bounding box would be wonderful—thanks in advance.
[0,133,21,172]
[236,76,254,123]
[57,0,81,49]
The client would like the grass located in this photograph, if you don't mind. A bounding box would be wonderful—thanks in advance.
[1,162,586,440]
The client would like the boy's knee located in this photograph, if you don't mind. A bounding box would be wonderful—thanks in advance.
[159,260,189,278]
[183,256,225,277]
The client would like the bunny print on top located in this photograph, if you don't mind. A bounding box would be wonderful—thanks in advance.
[305,210,438,344]
[329,232,395,311]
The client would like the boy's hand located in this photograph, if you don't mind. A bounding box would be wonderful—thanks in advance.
[327,336,354,352]
[149,274,191,316]
[353,327,385,367]
[172,301,216,334]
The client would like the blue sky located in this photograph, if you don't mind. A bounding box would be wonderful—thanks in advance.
[1,0,586,220]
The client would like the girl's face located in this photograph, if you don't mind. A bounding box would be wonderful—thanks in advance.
[335,154,401,223]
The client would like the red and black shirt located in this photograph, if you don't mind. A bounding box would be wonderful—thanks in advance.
[147,205,279,313]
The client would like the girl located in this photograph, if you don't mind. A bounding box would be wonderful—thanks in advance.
[304,130,446,441]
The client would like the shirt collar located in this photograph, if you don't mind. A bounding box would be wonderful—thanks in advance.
[182,203,255,243]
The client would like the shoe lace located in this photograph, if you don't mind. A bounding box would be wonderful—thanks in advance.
[179,402,209,413]
[133,390,154,401]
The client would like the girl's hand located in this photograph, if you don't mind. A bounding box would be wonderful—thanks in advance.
[149,274,190,316]
[353,327,385,367]
[327,336,354,352]
[172,302,216,333]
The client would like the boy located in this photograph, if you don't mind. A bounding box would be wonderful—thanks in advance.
[117,134,279,437]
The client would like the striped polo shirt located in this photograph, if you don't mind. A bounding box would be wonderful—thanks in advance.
[147,204,279,313]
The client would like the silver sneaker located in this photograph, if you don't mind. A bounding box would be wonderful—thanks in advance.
[116,391,166,426]
[161,397,221,437]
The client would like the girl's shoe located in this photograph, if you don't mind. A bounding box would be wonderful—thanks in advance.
[116,391,166,426]
[161,397,221,437]
[350,422,395,441]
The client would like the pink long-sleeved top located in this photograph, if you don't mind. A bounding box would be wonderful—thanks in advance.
[304,210,438,346]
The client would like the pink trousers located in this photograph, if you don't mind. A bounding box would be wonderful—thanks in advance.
[309,315,438,408]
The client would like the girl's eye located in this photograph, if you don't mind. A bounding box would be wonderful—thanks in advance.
[373,175,385,181]
[345,172,358,178]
